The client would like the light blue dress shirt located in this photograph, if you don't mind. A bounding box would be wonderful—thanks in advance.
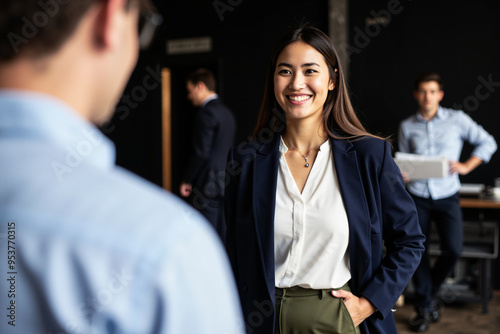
[398,106,497,199]
[0,90,244,334]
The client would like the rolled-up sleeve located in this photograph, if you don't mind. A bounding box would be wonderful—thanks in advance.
[460,112,497,163]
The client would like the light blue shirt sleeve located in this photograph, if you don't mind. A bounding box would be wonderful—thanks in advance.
[398,106,497,199]
[398,122,411,154]
[153,224,245,334]
[0,91,245,334]
[458,111,497,163]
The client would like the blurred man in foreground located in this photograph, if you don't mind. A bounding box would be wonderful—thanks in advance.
[0,1,243,333]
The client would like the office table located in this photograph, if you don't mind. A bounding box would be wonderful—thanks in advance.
[460,197,500,210]
[435,197,500,313]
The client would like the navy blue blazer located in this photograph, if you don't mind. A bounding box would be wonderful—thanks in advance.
[225,131,425,334]
[184,98,236,198]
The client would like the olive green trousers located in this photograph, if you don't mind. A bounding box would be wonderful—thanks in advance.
[275,282,361,334]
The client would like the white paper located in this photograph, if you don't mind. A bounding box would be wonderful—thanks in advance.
[394,152,448,180]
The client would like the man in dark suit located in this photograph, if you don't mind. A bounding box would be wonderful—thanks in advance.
[180,69,236,241]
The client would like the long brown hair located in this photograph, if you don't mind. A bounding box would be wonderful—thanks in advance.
[252,25,381,141]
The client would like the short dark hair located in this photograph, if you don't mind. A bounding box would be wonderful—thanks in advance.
[187,69,217,92]
[414,72,443,91]
[0,0,146,62]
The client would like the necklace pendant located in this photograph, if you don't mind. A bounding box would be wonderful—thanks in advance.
[305,163,310,167]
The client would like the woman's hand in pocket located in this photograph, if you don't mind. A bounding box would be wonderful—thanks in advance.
[331,290,376,327]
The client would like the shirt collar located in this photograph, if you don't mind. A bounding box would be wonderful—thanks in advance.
[436,106,445,119]
[318,138,330,152]
[279,136,330,155]
[200,93,218,107]
[416,105,444,122]
[279,136,289,154]
[0,90,116,170]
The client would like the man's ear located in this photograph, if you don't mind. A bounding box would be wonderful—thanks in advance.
[438,90,444,102]
[196,81,206,92]
[93,0,127,50]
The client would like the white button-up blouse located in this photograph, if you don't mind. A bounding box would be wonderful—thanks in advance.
[274,136,351,289]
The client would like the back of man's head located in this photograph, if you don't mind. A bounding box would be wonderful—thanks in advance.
[187,68,217,92]
[0,0,146,62]
[0,0,157,124]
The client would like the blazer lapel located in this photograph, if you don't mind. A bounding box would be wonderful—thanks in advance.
[250,135,372,296]
[252,135,280,299]
[330,138,371,291]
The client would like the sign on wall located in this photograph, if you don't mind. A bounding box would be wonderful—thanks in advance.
[166,37,212,55]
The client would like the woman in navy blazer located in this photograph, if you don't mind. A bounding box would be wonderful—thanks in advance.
[225,25,425,334]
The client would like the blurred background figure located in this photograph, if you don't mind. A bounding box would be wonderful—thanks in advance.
[398,72,497,332]
[180,68,236,241]
[0,1,243,333]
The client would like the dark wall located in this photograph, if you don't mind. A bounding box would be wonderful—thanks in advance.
[106,0,500,191]
[103,0,500,288]
[348,0,500,186]
[348,0,500,289]
[103,0,329,193]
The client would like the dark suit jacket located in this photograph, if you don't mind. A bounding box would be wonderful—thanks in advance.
[225,132,425,334]
[184,98,236,199]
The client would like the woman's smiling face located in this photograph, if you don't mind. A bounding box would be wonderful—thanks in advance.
[274,41,334,123]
